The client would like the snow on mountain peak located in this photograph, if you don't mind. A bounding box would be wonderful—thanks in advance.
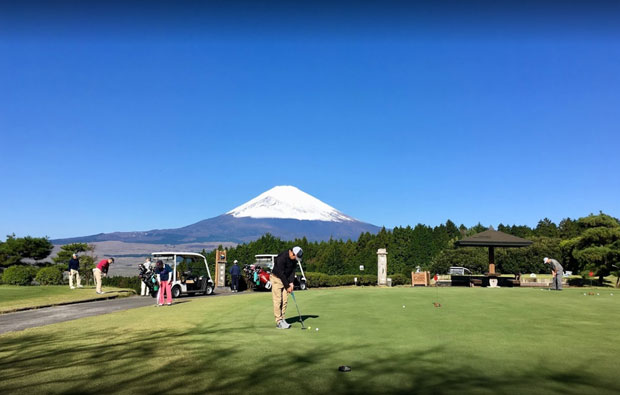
[227,185,356,222]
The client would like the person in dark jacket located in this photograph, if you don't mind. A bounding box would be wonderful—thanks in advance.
[230,260,241,293]
[271,246,303,329]
[68,253,82,289]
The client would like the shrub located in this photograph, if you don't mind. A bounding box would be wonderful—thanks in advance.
[304,272,408,287]
[568,277,585,287]
[305,272,330,287]
[3,265,38,286]
[35,266,64,285]
[390,273,409,285]
[102,276,141,294]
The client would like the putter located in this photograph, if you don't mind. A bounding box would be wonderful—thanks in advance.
[290,291,307,330]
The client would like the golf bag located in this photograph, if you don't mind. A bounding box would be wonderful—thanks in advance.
[138,263,159,298]
[243,264,272,291]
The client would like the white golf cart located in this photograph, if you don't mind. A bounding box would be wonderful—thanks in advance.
[151,252,215,298]
[254,254,307,290]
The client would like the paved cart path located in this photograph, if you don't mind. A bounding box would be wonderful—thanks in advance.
[0,291,236,335]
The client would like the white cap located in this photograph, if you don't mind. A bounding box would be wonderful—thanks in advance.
[234,260,238,263]
[292,246,303,260]
[543,257,549,263]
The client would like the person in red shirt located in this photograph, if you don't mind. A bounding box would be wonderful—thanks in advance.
[93,257,114,294]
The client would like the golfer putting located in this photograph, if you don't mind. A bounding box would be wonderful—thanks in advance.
[271,246,303,329]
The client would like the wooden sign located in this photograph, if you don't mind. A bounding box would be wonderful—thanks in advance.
[411,271,430,286]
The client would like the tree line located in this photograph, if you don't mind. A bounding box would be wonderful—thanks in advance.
[203,213,619,285]
[2,212,619,286]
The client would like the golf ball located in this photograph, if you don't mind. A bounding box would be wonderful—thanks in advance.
[584,293,587,296]
[597,293,600,296]
[308,326,311,329]
[611,293,614,296]
[402,305,406,308]
[316,328,319,331]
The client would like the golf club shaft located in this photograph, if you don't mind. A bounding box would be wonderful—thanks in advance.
[291,291,306,328]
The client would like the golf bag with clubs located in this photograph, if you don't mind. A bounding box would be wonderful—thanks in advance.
[243,264,272,291]
[138,263,159,298]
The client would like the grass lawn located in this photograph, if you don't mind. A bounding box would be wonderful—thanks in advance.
[0,287,618,394]
[0,285,135,313]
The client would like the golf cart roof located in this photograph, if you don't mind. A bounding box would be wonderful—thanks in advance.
[152,252,206,258]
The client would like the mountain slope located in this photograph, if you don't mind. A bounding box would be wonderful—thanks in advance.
[52,186,381,244]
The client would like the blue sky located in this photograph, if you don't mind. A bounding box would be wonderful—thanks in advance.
[1,1,619,239]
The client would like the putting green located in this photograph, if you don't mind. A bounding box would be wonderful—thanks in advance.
[0,287,618,394]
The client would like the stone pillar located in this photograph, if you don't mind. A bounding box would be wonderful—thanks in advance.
[377,248,388,286]
[215,250,227,289]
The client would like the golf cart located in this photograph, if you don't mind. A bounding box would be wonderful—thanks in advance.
[151,252,215,298]
[448,267,472,275]
[245,254,307,291]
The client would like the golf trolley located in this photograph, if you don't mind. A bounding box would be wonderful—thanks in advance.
[243,264,272,291]
[138,263,159,298]
[243,254,308,292]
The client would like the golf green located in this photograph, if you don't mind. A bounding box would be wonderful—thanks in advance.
[0,287,618,394]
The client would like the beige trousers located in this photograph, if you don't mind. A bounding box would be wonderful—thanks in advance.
[271,275,289,323]
[69,269,81,288]
[93,268,102,293]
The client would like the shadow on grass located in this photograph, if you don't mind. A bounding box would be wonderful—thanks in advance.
[0,322,617,395]
[286,314,319,325]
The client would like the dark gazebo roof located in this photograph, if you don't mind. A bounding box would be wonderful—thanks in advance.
[455,228,533,248]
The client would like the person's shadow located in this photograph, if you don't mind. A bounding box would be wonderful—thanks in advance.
[286,315,319,324]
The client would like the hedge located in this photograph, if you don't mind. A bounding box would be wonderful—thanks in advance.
[2,265,39,286]
[102,276,141,294]
[305,272,409,288]
[35,266,64,285]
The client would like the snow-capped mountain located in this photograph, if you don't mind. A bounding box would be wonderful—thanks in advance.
[53,186,381,244]
[227,185,355,222]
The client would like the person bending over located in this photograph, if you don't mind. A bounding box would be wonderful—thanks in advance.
[271,246,303,329]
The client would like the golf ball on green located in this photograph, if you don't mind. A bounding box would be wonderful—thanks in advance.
[402,305,405,308]
[316,328,319,331]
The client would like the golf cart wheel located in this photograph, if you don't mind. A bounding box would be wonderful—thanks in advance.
[299,281,307,291]
[204,283,214,295]
[171,285,181,299]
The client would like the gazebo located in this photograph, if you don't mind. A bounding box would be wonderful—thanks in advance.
[454,227,532,287]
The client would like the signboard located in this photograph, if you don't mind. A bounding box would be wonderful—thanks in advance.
[411,271,430,286]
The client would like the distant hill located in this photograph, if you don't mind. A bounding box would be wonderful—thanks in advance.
[52,186,382,245]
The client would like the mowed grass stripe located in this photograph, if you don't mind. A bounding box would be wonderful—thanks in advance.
[0,287,618,394]
[0,285,134,312]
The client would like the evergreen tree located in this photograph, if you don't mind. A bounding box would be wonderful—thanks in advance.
[534,218,559,238]
[559,217,579,239]
[0,234,54,267]
[561,212,620,283]
[445,220,460,240]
